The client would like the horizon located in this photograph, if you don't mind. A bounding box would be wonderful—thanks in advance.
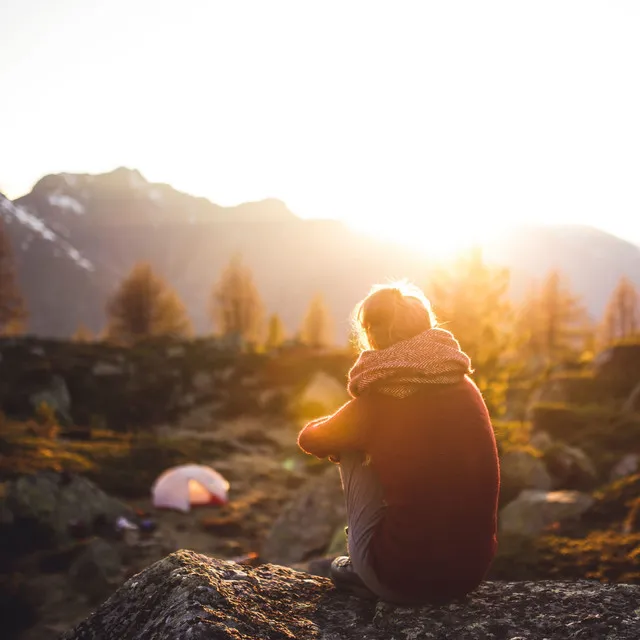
[2,1,640,252]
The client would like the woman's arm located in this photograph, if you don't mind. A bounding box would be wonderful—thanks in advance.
[297,397,370,459]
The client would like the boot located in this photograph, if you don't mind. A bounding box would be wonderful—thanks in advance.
[329,556,378,601]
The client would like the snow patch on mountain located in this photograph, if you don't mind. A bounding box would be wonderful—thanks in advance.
[48,193,85,214]
[0,196,94,271]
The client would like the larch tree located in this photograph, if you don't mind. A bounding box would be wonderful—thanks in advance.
[515,269,591,373]
[300,293,334,349]
[601,276,640,345]
[0,218,26,335]
[428,247,515,415]
[106,262,192,344]
[211,254,265,344]
[72,323,94,342]
[265,313,286,350]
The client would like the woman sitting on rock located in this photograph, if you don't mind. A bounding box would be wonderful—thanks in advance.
[297,282,500,605]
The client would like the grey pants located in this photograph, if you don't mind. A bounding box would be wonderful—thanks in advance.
[338,452,409,603]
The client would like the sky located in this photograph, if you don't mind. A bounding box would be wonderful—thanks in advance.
[1,1,640,253]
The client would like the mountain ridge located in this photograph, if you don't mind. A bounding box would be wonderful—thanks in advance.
[2,169,640,339]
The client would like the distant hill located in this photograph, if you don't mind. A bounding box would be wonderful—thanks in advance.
[2,167,639,340]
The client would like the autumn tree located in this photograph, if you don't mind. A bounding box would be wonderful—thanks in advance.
[72,323,94,342]
[0,218,26,334]
[601,276,640,345]
[515,269,591,373]
[265,313,286,350]
[211,254,265,344]
[106,262,192,344]
[428,247,515,415]
[300,293,334,348]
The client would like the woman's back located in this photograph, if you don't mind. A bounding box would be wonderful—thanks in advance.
[366,377,499,602]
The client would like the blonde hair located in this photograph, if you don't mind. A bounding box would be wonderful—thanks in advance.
[352,280,437,352]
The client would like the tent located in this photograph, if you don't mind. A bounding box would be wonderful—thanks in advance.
[151,464,230,513]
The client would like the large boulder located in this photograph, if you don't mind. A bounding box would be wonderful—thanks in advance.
[261,465,345,565]
[594,343,640,398]
[542,443,598,491]
[1,472,133,552]
[500,489,594,538]
[499,449,552,503]
[61,550,640,640]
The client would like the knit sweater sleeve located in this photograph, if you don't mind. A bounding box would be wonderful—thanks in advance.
[297,397,370,459]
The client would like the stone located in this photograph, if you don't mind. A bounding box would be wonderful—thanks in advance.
[61,550,640,640]
[261,465,346,565]
[29,374,72,424]
[542,443,598,491]
[500,489,595,538]
[92,361,125,376]
[499,449,552,503]
[192,371,213,394]
[68,538,123,603]
[3,472,134,550]
[610,454,640,482]
[529,429,553,453]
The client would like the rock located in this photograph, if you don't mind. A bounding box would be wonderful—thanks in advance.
[29,374,72,425]
[594,343,640,398]
[500,489,595,538]
[499,449,552,503]
[610,454,640,482]
[192,371,213,394]
[61,550,640,640]
[166,345,186,358]
[68,538,122,603]
[296,371,349,415]
[92,361,125,376]
[3,472,133,550]
[261,465,346,565]
[529,429,553,452]
[542,443,598,490]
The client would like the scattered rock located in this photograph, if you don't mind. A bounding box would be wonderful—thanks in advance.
[261,465,345,565]
[529,429,553,452]
[610,454,640,482]
[29,375,72,425]
[192,371,213,394]
[499,449,552,503]
[92,361,125,376]
[500,489,594,538]
[2,472,133,552]
[61,550,640,640]
[542,443,598,490]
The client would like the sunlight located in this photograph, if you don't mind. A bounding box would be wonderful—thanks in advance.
[348,216,492,259]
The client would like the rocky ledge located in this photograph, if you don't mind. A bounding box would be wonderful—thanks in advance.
[62,549,640,640]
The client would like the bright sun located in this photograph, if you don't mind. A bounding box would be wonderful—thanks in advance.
[349,217,491,259]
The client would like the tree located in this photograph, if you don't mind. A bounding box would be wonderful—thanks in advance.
[601,276,640,345]
[515,269,591,372]
[428,247,515,415]
[106,262,192,344]
[0,218,26,334]
[72,323,94,342]
[300,293,334,348]
[265,313,286,350]
[210,254,265,344]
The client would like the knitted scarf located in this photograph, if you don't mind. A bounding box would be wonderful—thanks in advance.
[347,328,473,399]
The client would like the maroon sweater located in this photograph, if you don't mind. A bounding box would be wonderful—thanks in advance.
[298,376,500,603]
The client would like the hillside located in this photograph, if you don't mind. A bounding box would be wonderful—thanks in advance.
[3,168,640,339]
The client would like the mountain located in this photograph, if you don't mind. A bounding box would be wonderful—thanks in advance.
[2,167,639,339]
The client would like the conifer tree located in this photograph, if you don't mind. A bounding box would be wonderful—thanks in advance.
[0,218,26,334]
[211,254,265,344]
[106,262,192,344]
[265,313,286,350]
[515,269,590,372]
[428,247,515,414]
[601,276,640,345]
[300,293,334,349]
[72,323,94,342]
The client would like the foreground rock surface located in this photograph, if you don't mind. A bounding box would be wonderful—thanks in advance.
[62,549,640,640]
